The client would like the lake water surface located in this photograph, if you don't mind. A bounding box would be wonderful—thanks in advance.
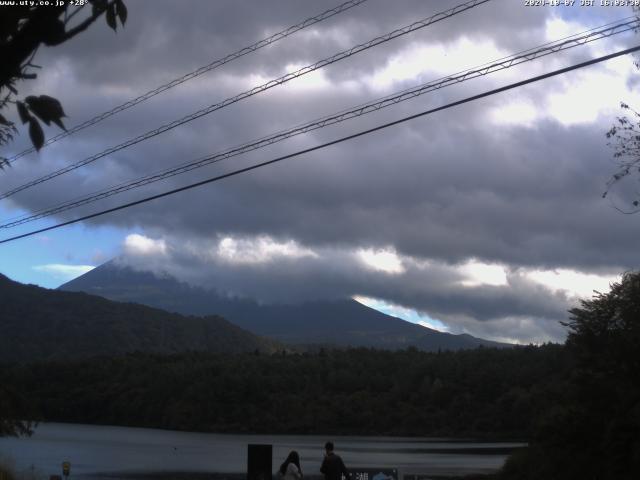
[0,423,524,478]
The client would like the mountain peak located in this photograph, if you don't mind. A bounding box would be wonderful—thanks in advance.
[61,261,512,351]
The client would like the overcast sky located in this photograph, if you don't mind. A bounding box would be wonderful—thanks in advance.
[1,0,639,343]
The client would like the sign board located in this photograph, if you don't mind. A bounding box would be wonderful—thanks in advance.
[247,444,272,480]
[347,468,398,480]
[62,461,70,477]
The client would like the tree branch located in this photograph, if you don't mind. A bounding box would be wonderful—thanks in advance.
[64,5,85,26]
[608,197,640,215]
[48,0,117,46]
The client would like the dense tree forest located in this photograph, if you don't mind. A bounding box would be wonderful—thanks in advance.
[500,272,640,480]
[0,344,567,439]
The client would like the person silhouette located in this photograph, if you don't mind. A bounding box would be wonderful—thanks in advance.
[279,450,303,480]
[320,441,349,480]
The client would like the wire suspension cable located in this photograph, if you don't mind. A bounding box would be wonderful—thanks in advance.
[2,17,637,228]
[5,0,370,164]
[0,0,491,200]
[2,44,638,245]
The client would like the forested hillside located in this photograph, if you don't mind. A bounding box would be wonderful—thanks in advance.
[1,345,567,438]
[0,274,278,362]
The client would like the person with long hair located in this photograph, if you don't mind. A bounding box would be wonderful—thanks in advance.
[279,450,303,480]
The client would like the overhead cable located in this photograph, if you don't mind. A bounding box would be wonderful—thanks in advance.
[2,16,637,228]
[5,0,370,164]
[0,0,491,200]
[1,44,638,245]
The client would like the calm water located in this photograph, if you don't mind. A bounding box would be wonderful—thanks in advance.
[0,423,524,478]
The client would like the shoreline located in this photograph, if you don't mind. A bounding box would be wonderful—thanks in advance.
[21,421,526,443]
[85,474,497,480]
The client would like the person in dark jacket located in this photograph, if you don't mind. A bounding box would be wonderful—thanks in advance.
[320,441,350,480]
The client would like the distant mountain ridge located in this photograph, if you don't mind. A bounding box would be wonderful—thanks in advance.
[60,261,510,351]
[0,273,278,363]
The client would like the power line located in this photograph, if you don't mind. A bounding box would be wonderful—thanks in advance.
[5,0,370,164]
[2,44,638,245]
[2,16,637,229]
[0,0,491,200]
[2,17,635,226]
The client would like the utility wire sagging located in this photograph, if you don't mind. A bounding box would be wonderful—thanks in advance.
[5,0,371,164]
[0,0,491,200]
[2,16,637,229]
[2,44,638,245]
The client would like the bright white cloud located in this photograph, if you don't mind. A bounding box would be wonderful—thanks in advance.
[458,260,508,287]
[490,99,539,126]
[540,37,639,125]
[546,70,627,125]
[284,63,332,90]
[243,63,360,94]
[123,234,167,256]
[544,15,585,43]
[367,37,505,91]
[524,268,619,298]
[33,264,95,281]
[217,236,317,265]
[357,247,405,274]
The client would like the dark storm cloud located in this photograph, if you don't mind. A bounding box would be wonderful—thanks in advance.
[2,0,638,342]
[44,0,551,83]
[56,111,636,272]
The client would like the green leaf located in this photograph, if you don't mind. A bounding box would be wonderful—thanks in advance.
[51,116,66,131]
[115,0,128,26]
[28,118,45,151]
[16,101,31,124]
[25,95,66,130]
[0,114,11,126]
[39,95,66,118]
[106,3,117,31]
[25,95,50,125]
